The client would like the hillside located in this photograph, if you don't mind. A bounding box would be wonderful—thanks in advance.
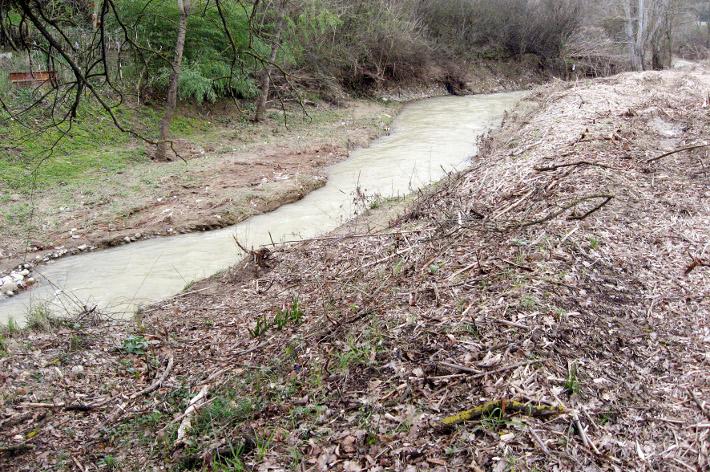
[1,66,709,471]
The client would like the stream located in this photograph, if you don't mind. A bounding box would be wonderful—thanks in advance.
[0,92,525,325]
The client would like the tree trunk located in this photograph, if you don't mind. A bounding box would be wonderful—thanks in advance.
[156,0,190,161]
[254,41,279,123]
[624,0,642,70]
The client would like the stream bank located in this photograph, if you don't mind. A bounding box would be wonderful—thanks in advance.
[1,66,707,470]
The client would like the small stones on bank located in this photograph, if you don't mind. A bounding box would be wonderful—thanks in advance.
[0,266,34,299]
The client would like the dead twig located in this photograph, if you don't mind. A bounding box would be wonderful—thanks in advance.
[685,256,709,275]
[129,354,174,400]
[529,428,551,456]
[689,389,710,420]
[438,362,483,375]
[573,410,600,455]
[646,143,709,163]
[568,195,614,221]
[535,161,615,172]
[470,360,544,379]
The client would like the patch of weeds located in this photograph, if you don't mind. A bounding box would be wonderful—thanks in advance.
[552,306,567,319]
[186,393,258,453]
[289,404,325,426]
[597,410,617,426]
[480,407,509,431]
[564,363,581,395]
[254,431,273,462]
[428,262,441,275]
[122,335,149,355]
[211,443,246,471]
[110,411,165,449]
[392,259,405,275]
[68,334,88,352]
[461,322,480,338]
[288,446,304,469]
[249,315,271,338]
[505,454,519,471]
[336,336,372,371]
[0,333,7,357]
[274,298,304,330]
[182,279,197,291]
[519,295,537,311]
[588,235,601,250]
[99,454,119,470]
[3,318,20,335]
[25,305,61,331]
[251,299,304,336]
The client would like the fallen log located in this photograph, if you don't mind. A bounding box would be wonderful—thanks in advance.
[440,399,565,427]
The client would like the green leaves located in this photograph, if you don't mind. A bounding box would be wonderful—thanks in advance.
[122,335,149,355]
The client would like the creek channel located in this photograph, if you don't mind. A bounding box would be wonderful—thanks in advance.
[0,92,525,325]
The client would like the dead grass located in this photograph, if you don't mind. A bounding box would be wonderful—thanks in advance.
[1,67,709,471]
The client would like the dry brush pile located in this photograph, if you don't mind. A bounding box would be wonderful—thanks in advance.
[1,66,709,471]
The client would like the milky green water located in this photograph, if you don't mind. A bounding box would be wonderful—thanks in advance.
[0,92,525,325]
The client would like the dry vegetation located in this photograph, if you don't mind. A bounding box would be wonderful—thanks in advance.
[1,66,709,470]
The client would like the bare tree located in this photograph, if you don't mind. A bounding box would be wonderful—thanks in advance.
[620,0,685,70]
[254,0,288,123]
[155,0,191,161]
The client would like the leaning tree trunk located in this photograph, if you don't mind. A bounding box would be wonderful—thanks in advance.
[254,41,279,123]
[156,0,190,161]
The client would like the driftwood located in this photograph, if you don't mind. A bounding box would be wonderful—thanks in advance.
[440,399,565,427]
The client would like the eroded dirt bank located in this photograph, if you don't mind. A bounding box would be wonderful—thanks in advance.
[1,67,709,471]
[0,100,398,278]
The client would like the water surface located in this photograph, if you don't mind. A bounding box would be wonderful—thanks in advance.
[1,92,524,324]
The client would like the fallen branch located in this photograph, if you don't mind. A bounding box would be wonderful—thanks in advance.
[469,360,543,379]
[175,385,210,446]
[20,399,111,411]
[517,194,615,228]
[438,362,482,375]
[647,143,709,163]
[685,256,709,276]
[0,442,35,455]
[440,399,565,427]
[568,195,614,221]
[129,354,174,400]
[535,161,615,172]
[573,410,600,454]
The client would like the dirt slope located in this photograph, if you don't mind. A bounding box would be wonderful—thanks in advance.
[1,67,709,471]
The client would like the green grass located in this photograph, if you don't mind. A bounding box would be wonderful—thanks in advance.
[0,332,7,357]
[25,305,61,331]
[564,363,581,395]
[0,96,211,192]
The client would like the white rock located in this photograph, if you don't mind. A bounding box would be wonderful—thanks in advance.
[71,365,85,376]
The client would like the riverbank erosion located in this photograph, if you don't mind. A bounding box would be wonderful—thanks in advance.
[2,67,709,470]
